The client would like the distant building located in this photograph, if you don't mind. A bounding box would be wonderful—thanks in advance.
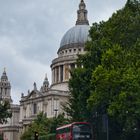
[0,0,90,139]
[0,70,20,140]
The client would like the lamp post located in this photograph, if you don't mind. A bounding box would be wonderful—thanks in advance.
[54,109,58,118]
[94,112,109,140]
[102,114,109,140]
[106,115,109,140]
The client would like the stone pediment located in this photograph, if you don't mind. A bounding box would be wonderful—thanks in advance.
[25,90,43,100]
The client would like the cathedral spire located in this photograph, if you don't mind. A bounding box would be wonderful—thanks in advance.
[40,74,49,93]
[76,0,89,25]
[33,82,37,91]
[1,68,8,82]
[0,68,12,103]
[43,74,49,86]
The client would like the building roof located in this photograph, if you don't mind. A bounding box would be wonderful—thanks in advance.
[59,0,90,50]
[60,25,90,48]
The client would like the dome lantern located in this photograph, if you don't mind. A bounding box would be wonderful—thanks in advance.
[76,0,89,25]
[58,0,90,52]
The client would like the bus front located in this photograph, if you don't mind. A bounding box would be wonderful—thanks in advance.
[72,122,93,140]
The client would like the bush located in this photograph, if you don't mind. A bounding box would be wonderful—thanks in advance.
[39,135,47,140]
[0,135,3,140]
[46,133,56,140]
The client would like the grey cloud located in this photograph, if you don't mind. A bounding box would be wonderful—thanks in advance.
[0,0,127,103]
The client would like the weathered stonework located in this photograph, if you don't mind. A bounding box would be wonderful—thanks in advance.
[0,70,20,140]
[0,1,90,140]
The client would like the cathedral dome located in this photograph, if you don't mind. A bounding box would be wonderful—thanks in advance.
[58,0,90,52]
[60,25,90,48]
[51,0,91,91]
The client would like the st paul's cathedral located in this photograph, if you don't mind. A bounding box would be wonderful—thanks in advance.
[0,0,90,139]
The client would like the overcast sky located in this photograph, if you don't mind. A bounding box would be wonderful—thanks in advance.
[0,0,127,104]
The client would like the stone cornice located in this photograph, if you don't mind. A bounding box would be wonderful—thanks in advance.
[20,90,69,105]
[51,55,77,68]
[0,125,19,132]
[58,43,84,53]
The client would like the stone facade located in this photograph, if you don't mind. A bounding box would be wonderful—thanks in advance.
[0,0,90,139]
[0,70,20,140]
[0,69,12,103]
[19,80,69,133]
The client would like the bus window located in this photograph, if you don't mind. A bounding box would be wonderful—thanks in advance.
[73,124,92,132]
[72,124,92,140]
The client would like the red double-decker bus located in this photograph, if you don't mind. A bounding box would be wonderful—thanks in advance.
[56,122,93,140]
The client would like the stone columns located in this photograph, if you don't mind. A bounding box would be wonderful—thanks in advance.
[58,66,61,82]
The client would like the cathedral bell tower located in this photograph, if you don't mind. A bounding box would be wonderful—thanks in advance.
[40,74,49,93]
[0,69,12,103]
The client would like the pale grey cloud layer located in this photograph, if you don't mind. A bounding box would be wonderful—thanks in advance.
[0,0,127,104]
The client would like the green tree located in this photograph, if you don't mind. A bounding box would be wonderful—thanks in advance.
[87,1,140,139]
[88,43,140,139]
[0,101,12,124]
[20,112,69,140]
[65,0,140,139]
[20,112,48,140]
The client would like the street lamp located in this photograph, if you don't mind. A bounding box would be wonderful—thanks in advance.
[106,115,109,140]
[54,109,58,117]
[93,112,109,140]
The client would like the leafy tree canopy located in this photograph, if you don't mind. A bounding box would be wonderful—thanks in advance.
[65,0,140,139]
[20,112,69,140]
[0,101,12,124]
[88,0,140,139]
